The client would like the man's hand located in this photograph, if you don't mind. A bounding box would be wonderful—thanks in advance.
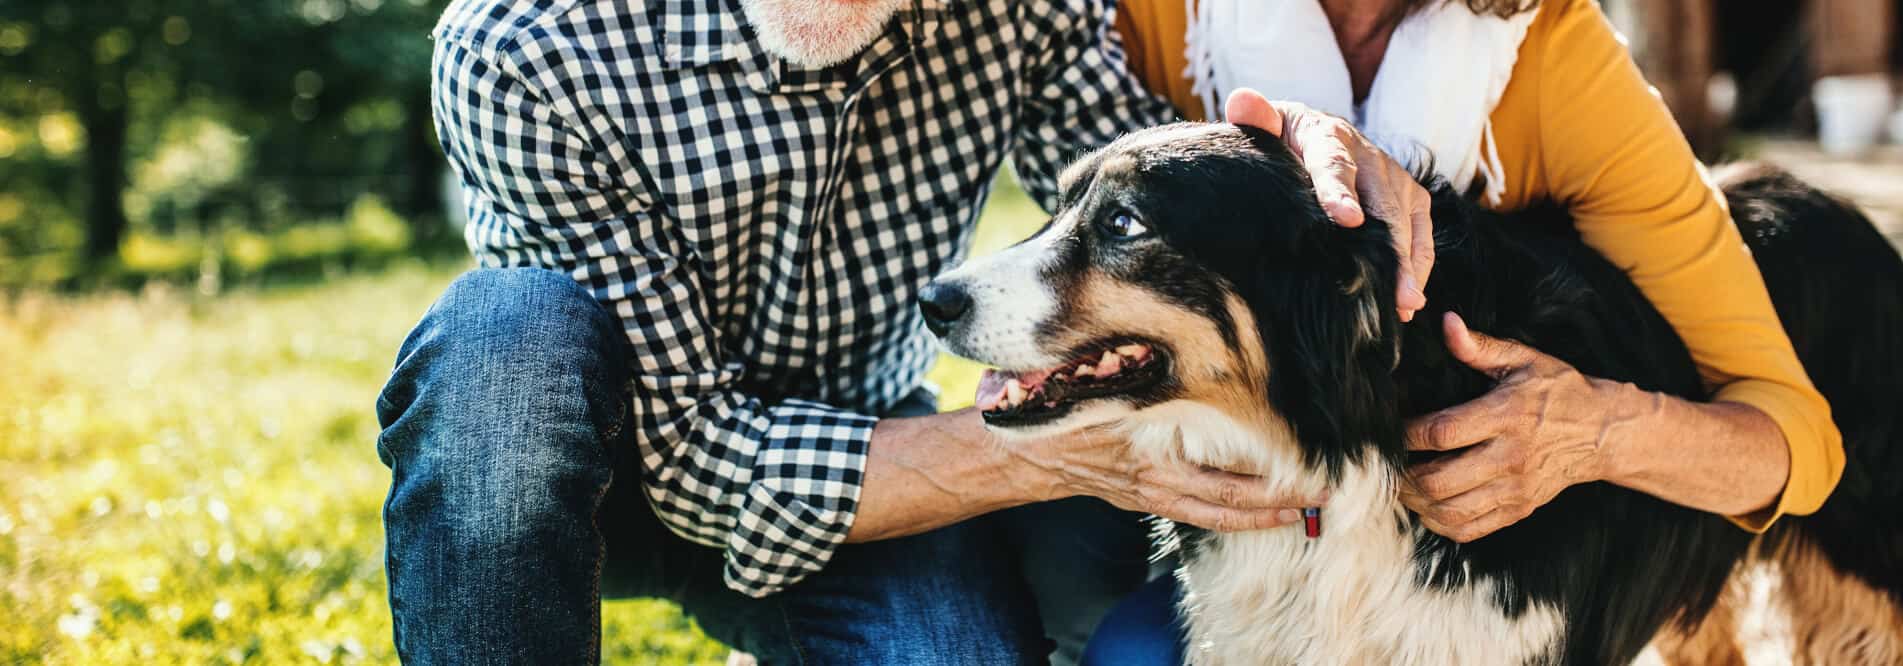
[1007,423,1325,533]
[1399,312,1646,542]
[849,408,1322,542]
[1224,88,1434,322]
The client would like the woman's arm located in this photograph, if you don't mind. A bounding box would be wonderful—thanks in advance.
[1404,0,1843,537]
[1531,0,1841,528]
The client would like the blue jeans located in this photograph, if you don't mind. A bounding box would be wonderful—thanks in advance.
[376,268,1151,665]
[1079,576,1185,666]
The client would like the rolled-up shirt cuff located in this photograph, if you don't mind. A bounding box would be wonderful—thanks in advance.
[722,400,875,597]
[1714,379,1844,533]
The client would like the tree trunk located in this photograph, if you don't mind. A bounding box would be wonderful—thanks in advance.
[78,80,130,263]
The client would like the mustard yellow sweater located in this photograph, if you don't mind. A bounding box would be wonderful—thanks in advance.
[1115,0,1843,529]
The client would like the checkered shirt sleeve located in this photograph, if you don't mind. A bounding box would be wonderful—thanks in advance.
[1011,0,1180,209]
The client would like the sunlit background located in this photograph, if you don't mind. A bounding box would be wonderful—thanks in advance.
[3,0,1903,663]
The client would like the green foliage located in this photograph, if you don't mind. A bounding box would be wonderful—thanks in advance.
[0,0,453,280]
[0,172,1047,664]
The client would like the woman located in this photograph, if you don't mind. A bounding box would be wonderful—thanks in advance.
[1085,0,1846,660]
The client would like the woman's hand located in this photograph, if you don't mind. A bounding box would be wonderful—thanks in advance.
[1399,312,1641,541]
[1399,312,1795,542]
[1223,88,1434,322]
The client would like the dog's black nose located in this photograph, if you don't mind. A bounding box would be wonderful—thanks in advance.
[918,281,971,337]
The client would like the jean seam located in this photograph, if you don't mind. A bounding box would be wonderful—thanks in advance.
[599,379,631,445]
[588,469,610,664]
[589,379,630,664]
[775,598,808,666]
[383,458,408,662]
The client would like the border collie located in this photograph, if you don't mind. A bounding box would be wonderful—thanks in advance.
[921,123,1903,664]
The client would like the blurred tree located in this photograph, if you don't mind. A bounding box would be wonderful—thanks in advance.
[0,4,149,261]
[0,0,449,271]
[192,0,448,237]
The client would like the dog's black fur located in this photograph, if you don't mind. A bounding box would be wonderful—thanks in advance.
[1727,164,1903,613]
[1142,124,1903,663]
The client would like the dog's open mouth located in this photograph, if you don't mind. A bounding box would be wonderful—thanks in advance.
[975,339,1170,427]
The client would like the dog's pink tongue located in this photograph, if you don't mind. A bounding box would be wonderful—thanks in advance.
[976,369,1009,411]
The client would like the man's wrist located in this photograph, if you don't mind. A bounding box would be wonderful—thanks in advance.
[958,410,1067,508]
[886,408,1057,512]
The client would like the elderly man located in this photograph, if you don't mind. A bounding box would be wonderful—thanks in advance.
[377,0,1425,663]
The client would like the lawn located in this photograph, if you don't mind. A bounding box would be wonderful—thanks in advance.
[0,173,1046,664]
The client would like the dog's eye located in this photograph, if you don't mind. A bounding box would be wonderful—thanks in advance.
[1099,211,1151,239]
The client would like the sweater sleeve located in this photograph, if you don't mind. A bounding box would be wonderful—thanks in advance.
[1113,0,1204,121]
[1524,0,1844,530]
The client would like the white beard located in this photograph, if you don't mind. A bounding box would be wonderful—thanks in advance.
[739,0,907,68]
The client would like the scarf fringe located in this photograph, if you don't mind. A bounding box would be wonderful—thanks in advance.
[1184,0,1221,122]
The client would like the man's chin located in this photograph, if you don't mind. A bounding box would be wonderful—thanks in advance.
[740,0,904,68]
[760,39,870,70]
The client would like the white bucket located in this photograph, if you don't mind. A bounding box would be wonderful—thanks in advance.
[1814,74,1894,156]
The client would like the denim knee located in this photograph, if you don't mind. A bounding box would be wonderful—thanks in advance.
[377,267,633,663]
[376,267,630,527]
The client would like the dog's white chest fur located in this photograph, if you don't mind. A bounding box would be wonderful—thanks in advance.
[1119,402,1565,665]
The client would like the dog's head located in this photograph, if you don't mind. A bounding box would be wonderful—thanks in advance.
[924,122,1405,478]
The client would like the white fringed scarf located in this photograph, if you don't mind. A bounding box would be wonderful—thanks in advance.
[1183,0,1537,204]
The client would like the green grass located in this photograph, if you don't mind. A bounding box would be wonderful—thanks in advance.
[0,172,1047,664]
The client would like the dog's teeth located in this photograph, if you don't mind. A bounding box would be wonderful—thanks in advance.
[1098,351,1123,375]
[1074,364,1096,378]
[1115,344,1148,360]
[1053,371,1069,381]
[1005,381,1027,405]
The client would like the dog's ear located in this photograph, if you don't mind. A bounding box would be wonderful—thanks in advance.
[1247,224,1407,479]
[1150,124,1408,475]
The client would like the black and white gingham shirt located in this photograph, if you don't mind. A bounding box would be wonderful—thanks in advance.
[431,0,1172,597]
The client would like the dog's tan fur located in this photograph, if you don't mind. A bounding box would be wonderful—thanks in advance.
[1650,536,1903,665]
[1070,277,1283,452]
[1773,538,1903,664]
[1647,571,1752,666]
[1068,275,1254,390]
